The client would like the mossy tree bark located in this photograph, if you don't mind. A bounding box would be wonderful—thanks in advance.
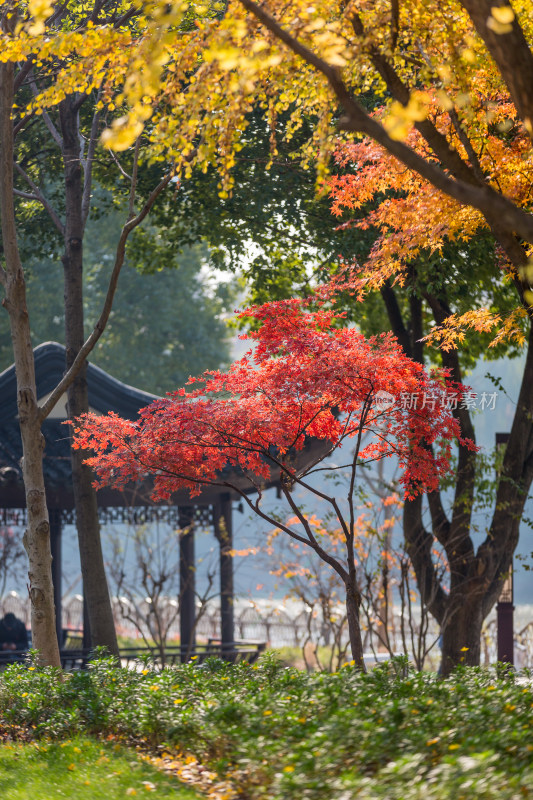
[0,57,61,667]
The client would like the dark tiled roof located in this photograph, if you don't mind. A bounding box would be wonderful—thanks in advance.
[0,341,158,422]
[0,343,158,508]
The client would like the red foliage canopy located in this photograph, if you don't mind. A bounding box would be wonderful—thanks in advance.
[73,299,474,501]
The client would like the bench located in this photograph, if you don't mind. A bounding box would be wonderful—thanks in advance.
[0,632,266,670]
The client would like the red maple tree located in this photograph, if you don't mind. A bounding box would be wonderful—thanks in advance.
[73,298,473,667]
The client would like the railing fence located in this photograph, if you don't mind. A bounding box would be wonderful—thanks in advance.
[2,592,532,668]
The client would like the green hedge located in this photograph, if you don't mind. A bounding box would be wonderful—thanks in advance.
[0,654,531,799]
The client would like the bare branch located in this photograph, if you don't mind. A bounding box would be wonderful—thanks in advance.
[447,107,486,183]
[27,70,63,149]
[427,490,451,546]
[348,397,372,540]
[81,105,102,230]
[14,161,64,235]
[281,484,348,580]
[13,188,39,201]
[107,147,132,180]
[238,486,349,582]
[128,136,141,219]
[403,495,448,622]
[14,60,33,94]
[13,113,34,138]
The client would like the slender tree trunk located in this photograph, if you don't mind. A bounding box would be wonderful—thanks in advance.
[59,96,119,656]
[0,60,60,667]
[345,578,365,669]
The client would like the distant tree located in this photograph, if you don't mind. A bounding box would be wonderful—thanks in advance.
[130,110,370,308]
[0,208,235,395]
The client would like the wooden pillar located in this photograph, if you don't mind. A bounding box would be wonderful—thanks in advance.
[497,601,514,665]
[49,509,63,648]
[497,560,514,666]
[214,493,234,658]
[495,433,514,666]
[179,506,196,661]
[82,589,91,650]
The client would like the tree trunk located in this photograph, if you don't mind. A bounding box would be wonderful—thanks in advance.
[345,579,365,670]
[439,597,483,677]
[60,96,119,656]
[0,59,60,667]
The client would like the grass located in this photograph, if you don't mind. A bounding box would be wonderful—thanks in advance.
[0,736,200,800]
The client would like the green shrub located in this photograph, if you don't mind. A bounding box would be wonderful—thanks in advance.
[0,654,531,799]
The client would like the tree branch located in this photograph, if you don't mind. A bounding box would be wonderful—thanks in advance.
[448,107,486,183]
[27,70,63,149]
[14,162,64,235]
[13,60,33,94]
[38,171,172,421]
[380,281,411,357]
[13,188,39,201]
[81,106,102,230]
[460,0,533,141]
[128,135,141,219]
[281,485,349,581]
[350,11,481,188]
[423,289,476,569]
[427,490,451,545]
[13,113,34,138]
[238,0,533,249]
[403,495,448,623]
[479,320,533,613]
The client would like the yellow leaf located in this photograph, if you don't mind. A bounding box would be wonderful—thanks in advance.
[487,6,514,35]
[101,116,143,152]
[518,259,533,283]
[436,90,453,111]
[491,5,515,24]
[523,289,533,306]
[384,92,429,140]
[325,51,348,67]
[461,47,476,64]
[27,0,54,35]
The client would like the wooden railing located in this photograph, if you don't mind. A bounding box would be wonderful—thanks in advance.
[0,637,266,670]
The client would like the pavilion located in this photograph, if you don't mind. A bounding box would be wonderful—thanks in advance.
[0,342,328,657]
[0,342,251,653]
